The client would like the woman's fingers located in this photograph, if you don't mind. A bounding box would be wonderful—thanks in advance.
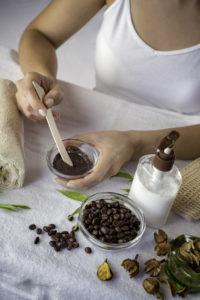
[55,155,113,190]
[16,72,63,122]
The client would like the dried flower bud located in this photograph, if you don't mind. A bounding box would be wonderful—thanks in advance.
[144,258,162,277]
[154,229,168,244]
[121,254,139,278]
[155,242,171,256]
[143,278,164,300]
[97,259,113,281]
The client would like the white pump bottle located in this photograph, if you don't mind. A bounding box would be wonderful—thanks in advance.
[128,131,182,228]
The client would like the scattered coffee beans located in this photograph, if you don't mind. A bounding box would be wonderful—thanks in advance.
[30,222,80,252]
[29,224,36,230]
[82,199,141,244]
[85,247,92,254]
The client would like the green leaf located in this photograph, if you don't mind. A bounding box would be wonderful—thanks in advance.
[111,172,133,182]
[0,203,31,211]
[11,205,31,209]
[57,189,88,202]
[120,188,130,195]
[68,207,81,219]
[120,188,130,193]
[0,206,18,212]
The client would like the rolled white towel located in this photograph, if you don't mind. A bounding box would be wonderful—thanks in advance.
[0,79,25,188]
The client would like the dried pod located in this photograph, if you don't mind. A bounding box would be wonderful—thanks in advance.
[154,229,168,244]
[97,259,113,281]
[193,250,200,266]
[143,278,164,300]
[178,241,200,266]
[155,242,171,256]
[159,277,176,297]
[144,258,162,277]
[121,254,139,278]
[194,240,200,251]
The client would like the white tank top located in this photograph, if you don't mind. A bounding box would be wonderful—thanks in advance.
[95,0,200,114]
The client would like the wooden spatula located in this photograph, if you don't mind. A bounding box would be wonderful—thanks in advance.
[32,81,73,167]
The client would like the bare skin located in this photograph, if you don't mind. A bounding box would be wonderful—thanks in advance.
[17,0,200,189]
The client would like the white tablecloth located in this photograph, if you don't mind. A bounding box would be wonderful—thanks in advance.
[0,45,200,300]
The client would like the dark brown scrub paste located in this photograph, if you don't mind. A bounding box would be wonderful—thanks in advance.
[53,146,93,176]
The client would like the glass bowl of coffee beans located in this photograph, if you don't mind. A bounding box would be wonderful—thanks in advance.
[46,139,99,180]
[78,192,146,250]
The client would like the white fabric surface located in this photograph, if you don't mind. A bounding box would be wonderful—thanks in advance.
[0,45,200,300]
[95,0,200,114]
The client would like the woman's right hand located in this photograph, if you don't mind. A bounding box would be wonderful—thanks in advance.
[16,72,64,122]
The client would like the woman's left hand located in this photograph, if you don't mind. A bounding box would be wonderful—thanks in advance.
[55,131,135,190]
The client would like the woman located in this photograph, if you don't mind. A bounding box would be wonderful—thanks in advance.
[16,0,200,189]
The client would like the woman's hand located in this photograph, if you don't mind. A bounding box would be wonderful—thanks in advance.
[16,72,64,122]
[55,131,135,190]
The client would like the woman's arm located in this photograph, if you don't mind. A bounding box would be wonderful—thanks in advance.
[16,0,105,121]
[127,124,200,160]
[55,124,200,189]
[19,0,105,78]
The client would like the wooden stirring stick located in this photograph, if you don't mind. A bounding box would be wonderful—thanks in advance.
[32,81,73,167]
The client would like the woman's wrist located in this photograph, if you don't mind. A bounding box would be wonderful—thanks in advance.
[125,130,165,160]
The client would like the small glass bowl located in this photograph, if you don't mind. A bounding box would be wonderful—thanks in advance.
[46,139,99,180]
[78,192,146,251]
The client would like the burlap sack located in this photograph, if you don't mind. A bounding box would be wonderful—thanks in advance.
[173,157,200,221]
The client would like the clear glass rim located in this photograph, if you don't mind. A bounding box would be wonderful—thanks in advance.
[78,192,146,251]
[46,138,99,180]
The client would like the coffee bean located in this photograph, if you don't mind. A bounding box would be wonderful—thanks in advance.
[29,224,36,230]
[92,230,99,236]
[49,241,56,247]
[69,237,75,243]
[51,235,59,242]
[107,209,112,215]
[67,244,73,251]
[118,239,125,244]
[115,226,121,233]
[72,242,79,248]
[113,214,120,220]
[54,245,61,252]
[85,247,92,254]
[49,224,56,229]
[94,225,100,230]
[34,237,40,244]
[37,228,42,234]
[62,231,69,234]
[43,226,50,232]
[96,203,102,209]
[56,233,62,239]
[100,226,108,235]
[60,243,67,249]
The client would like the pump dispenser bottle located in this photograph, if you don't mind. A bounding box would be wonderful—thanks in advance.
[128,131,182,228]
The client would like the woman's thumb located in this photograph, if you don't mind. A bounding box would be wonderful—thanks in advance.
[43,85,63,107]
